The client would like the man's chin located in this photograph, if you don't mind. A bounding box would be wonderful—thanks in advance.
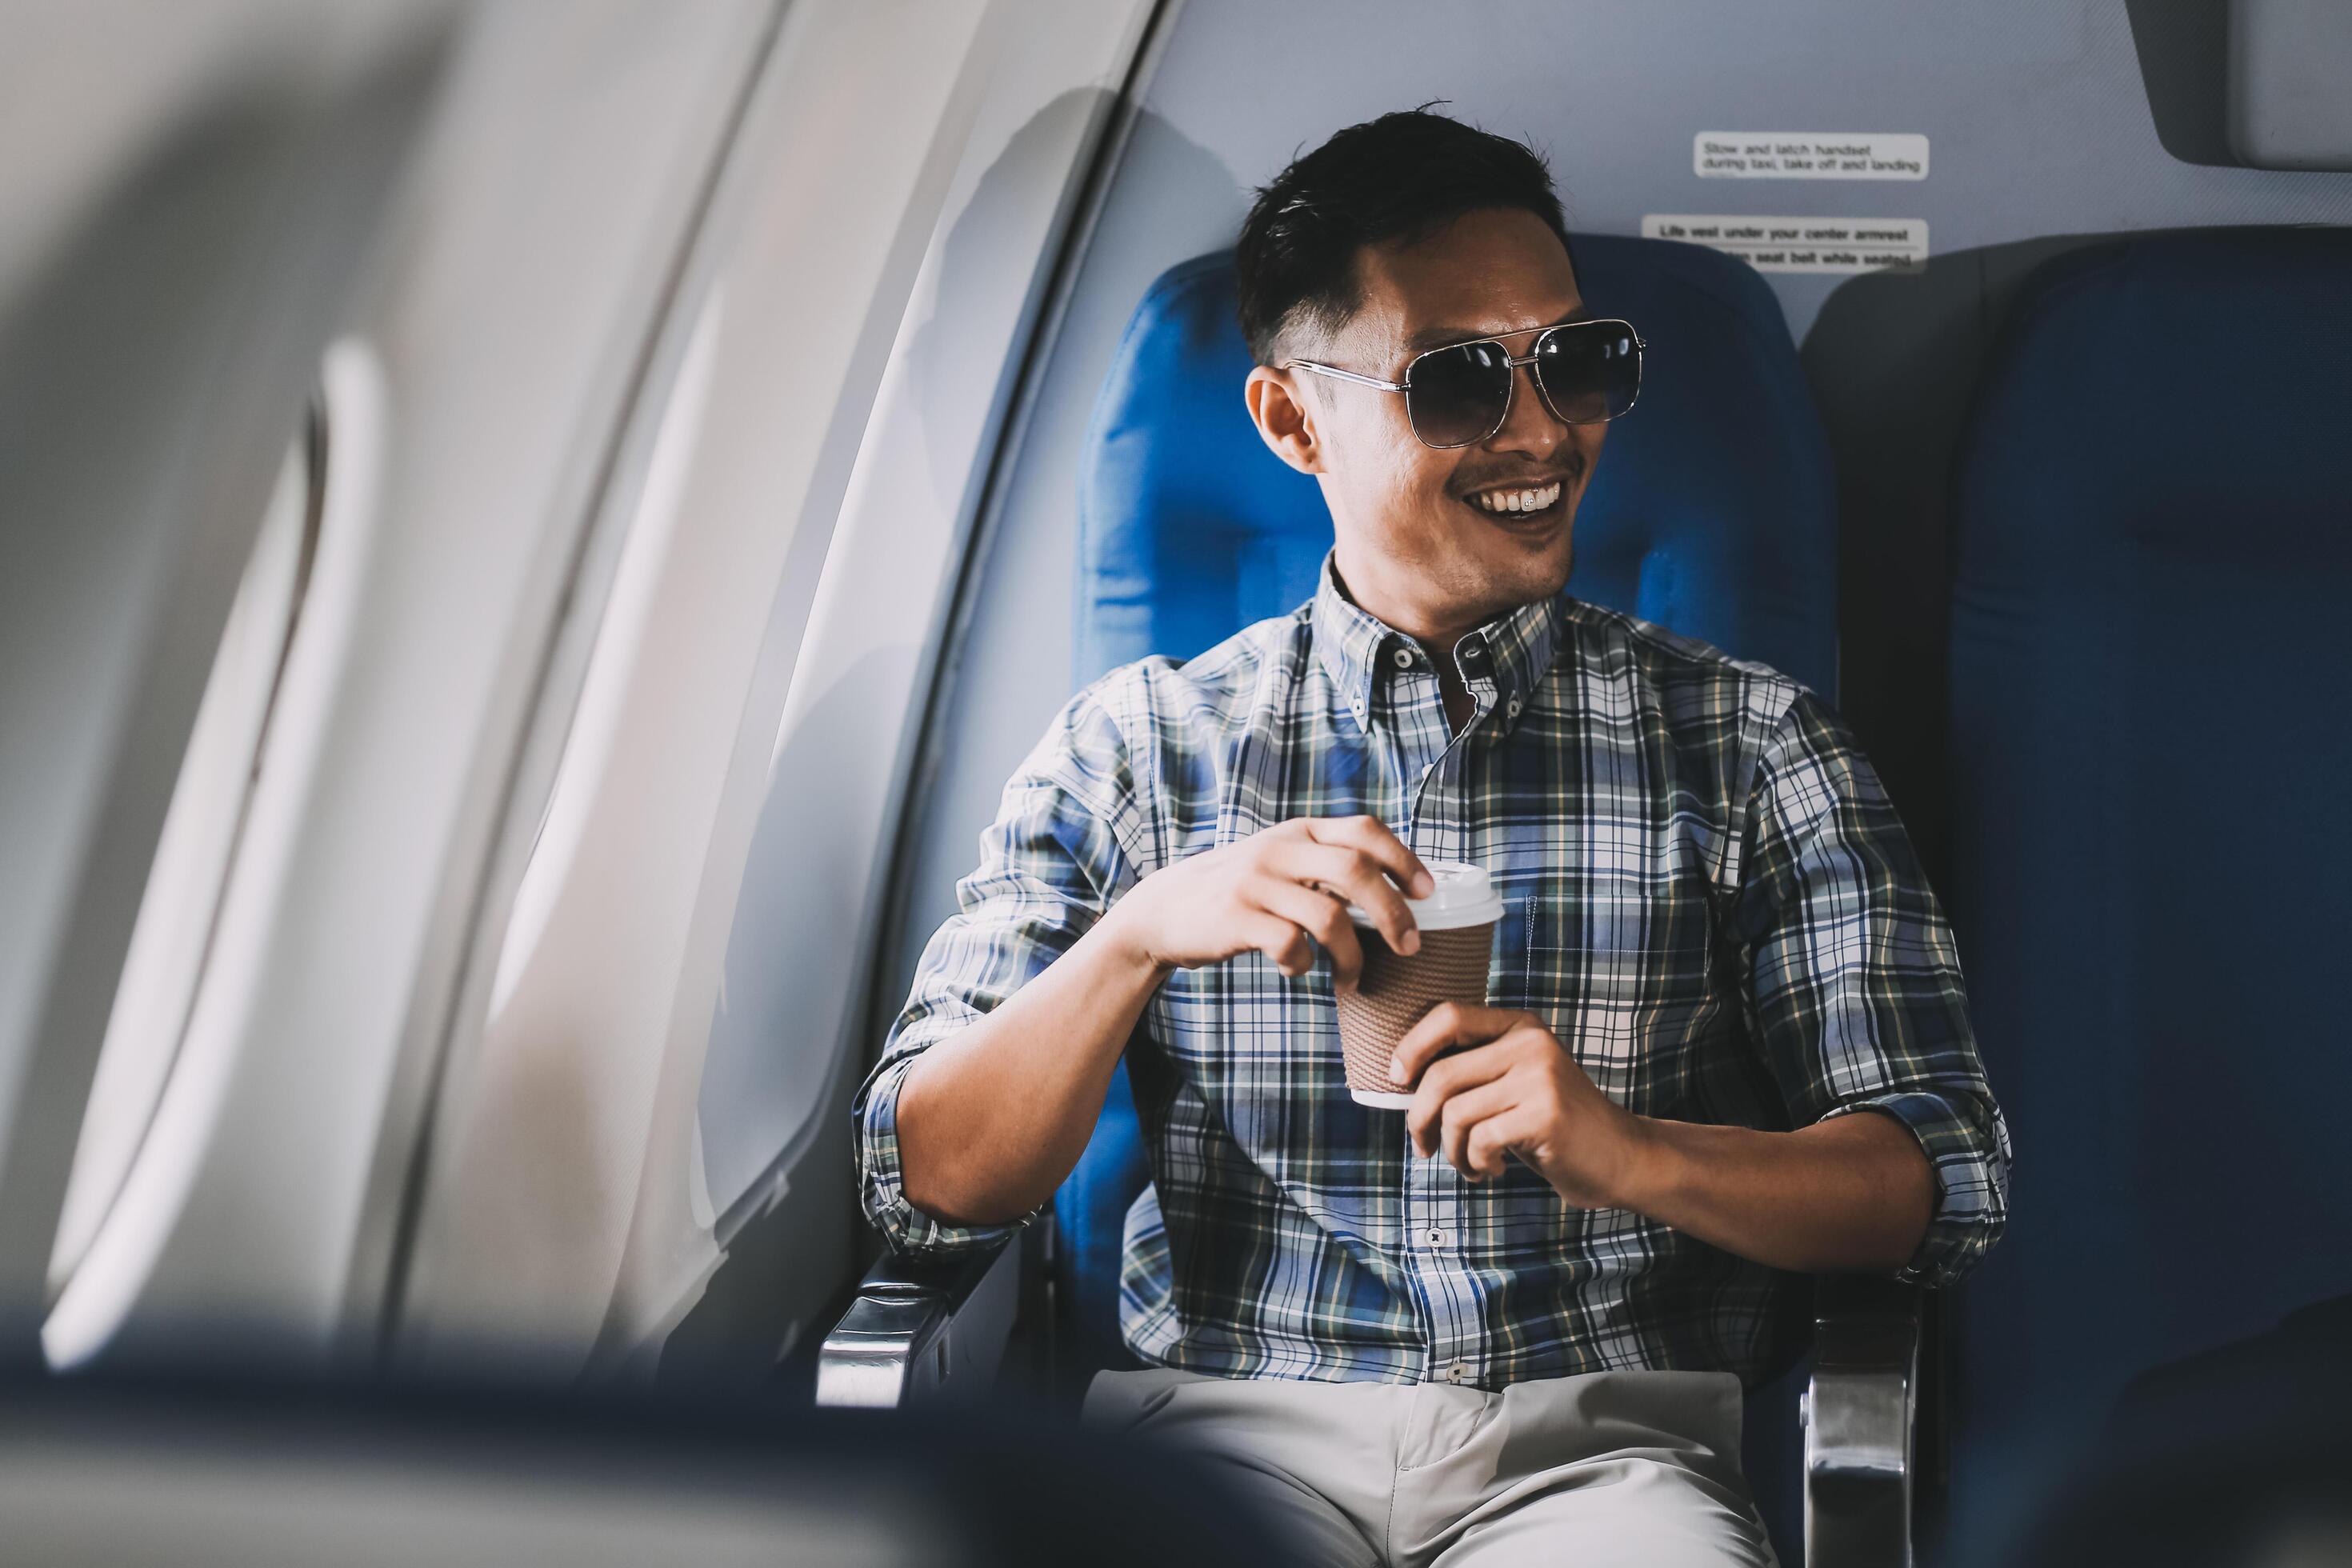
[1435,542,1571,629]
[1456,497,1572,570]
[1482,523,1574,603]
[1534,531,1574,594]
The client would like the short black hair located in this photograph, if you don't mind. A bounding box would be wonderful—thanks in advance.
[1234,108,1575,366]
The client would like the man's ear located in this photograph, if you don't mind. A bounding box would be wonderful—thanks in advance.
[1246,365,1324,475]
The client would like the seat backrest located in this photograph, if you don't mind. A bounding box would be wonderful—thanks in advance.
[1945,228,2352,1520]
[1055,235,1842,1394]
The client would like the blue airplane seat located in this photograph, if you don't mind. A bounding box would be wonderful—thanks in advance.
[1062,236,1840,1556]
[1945,227,2352,1541]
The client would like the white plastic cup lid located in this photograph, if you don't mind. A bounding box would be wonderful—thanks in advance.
[1346,861,1503,933]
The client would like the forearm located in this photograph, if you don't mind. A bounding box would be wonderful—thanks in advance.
[894,905,1167,1228]
[1613,1108,1934,1275]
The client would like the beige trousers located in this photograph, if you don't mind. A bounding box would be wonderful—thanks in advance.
[1082,1366,1778,1568]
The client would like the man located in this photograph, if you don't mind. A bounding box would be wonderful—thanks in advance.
[854,110,2009,1566]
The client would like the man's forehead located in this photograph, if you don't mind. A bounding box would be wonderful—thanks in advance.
[1344,209,1582,354]
[1400,306,1592,353]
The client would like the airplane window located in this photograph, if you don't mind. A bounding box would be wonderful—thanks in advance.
[47,402,326,1297]
[390,288,730,1362]
[482,290,722,1029]
[387,0,1235,1376]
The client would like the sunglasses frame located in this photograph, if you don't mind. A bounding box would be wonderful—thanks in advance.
[1288,318,1647,450]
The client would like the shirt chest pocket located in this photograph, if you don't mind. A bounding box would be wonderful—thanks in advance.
[1501,886,1724,1114]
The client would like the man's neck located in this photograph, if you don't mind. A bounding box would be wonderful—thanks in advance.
[1330,553,1490,656]
[1331,556,1489,738]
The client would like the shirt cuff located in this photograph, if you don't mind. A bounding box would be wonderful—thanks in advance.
[1818,1090,2011,1290]
[854,1048,1034,1256]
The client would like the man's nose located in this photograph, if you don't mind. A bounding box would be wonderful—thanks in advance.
[1485,361,1566,454]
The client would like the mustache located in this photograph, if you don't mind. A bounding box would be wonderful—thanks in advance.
[1448,450,1586,498]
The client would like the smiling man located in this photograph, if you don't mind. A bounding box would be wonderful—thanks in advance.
[854,110,2009,1566]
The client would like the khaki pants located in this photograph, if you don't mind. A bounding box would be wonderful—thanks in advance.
[1082,1366,1778,1568]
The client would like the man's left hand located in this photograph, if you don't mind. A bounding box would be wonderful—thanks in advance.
[1393,1002,1649,1209]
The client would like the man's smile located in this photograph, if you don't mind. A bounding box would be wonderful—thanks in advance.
[1455,454,1582,530]
[1466,479,1562,517]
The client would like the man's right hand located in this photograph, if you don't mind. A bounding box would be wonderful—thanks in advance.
[1101,816,1434,992]
[893,816,1430,1228]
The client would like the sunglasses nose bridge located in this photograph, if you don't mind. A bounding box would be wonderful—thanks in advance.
[1415,323,1638,443]
[1492,352,1573,444]
[1402,334,1604,448]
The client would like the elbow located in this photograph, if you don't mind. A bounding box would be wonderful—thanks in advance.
[1885,1129,1938,1273]
[899,1162,1034,1233]
[1830,1090,2010,1287]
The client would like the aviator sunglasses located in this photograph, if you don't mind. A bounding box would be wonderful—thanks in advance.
[1288,318,1646,450]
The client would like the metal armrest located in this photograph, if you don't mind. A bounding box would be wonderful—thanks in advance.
[814,1238,1022,1409]
[1800,1276,1922,1568]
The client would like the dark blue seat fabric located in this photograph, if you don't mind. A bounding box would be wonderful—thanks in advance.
[1057,236,1841,1557]
[1051,1057,1146,1381]
[1945,228,2352,1545]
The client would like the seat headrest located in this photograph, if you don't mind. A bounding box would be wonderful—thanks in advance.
[1076,237,1838,694]
[1958,227,2352,582]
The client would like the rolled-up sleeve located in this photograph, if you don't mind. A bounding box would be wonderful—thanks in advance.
[852,686,1143,1255]
[1728,690,2012,1289]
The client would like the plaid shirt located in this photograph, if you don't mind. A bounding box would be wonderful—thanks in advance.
[856,555,2010,1389]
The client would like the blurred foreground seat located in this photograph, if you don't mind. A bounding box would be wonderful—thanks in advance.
[0,1368,1281,1567]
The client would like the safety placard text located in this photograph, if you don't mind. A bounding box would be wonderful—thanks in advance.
[1694,133,1929,181]
[1642,214,1930,274]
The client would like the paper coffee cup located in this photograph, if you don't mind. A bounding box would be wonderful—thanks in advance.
[1334,862,1503,1109]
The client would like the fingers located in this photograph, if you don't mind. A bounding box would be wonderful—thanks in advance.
[1252,878,1365,990]
[1302,814,1434,900]
[1404,1039,1513,1155]
[1242,910,1316,978]
[1460,1105,1545,1182]
[1390,1002,1530,1090]
[1263,839,1419,956]
[1435,1078,1522,1175]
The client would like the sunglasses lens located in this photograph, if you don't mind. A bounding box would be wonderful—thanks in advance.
[1404,340,1512,447]
[1534,322,1642,423]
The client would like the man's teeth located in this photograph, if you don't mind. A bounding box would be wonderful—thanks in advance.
[1468,482,1564,516]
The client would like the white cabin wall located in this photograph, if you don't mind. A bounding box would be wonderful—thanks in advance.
[22,0,1170,1382]
[892,100,1248,995]
[34,0,783,1374]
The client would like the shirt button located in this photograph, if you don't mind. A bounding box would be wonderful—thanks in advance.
[1425,1226,1447,1248]
[1445,1362,1470,1385]
[1507,696,1523,717]
[1390,646,1415,670]
[1460,639,1486,666]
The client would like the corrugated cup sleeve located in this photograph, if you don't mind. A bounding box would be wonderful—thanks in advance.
[1334,922,1494,1094]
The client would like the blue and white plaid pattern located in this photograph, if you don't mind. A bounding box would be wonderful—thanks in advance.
[856,554,2010,1389]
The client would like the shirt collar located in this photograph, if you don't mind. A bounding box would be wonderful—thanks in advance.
[1310,554,1395,725]
[1310,551,1566,737]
